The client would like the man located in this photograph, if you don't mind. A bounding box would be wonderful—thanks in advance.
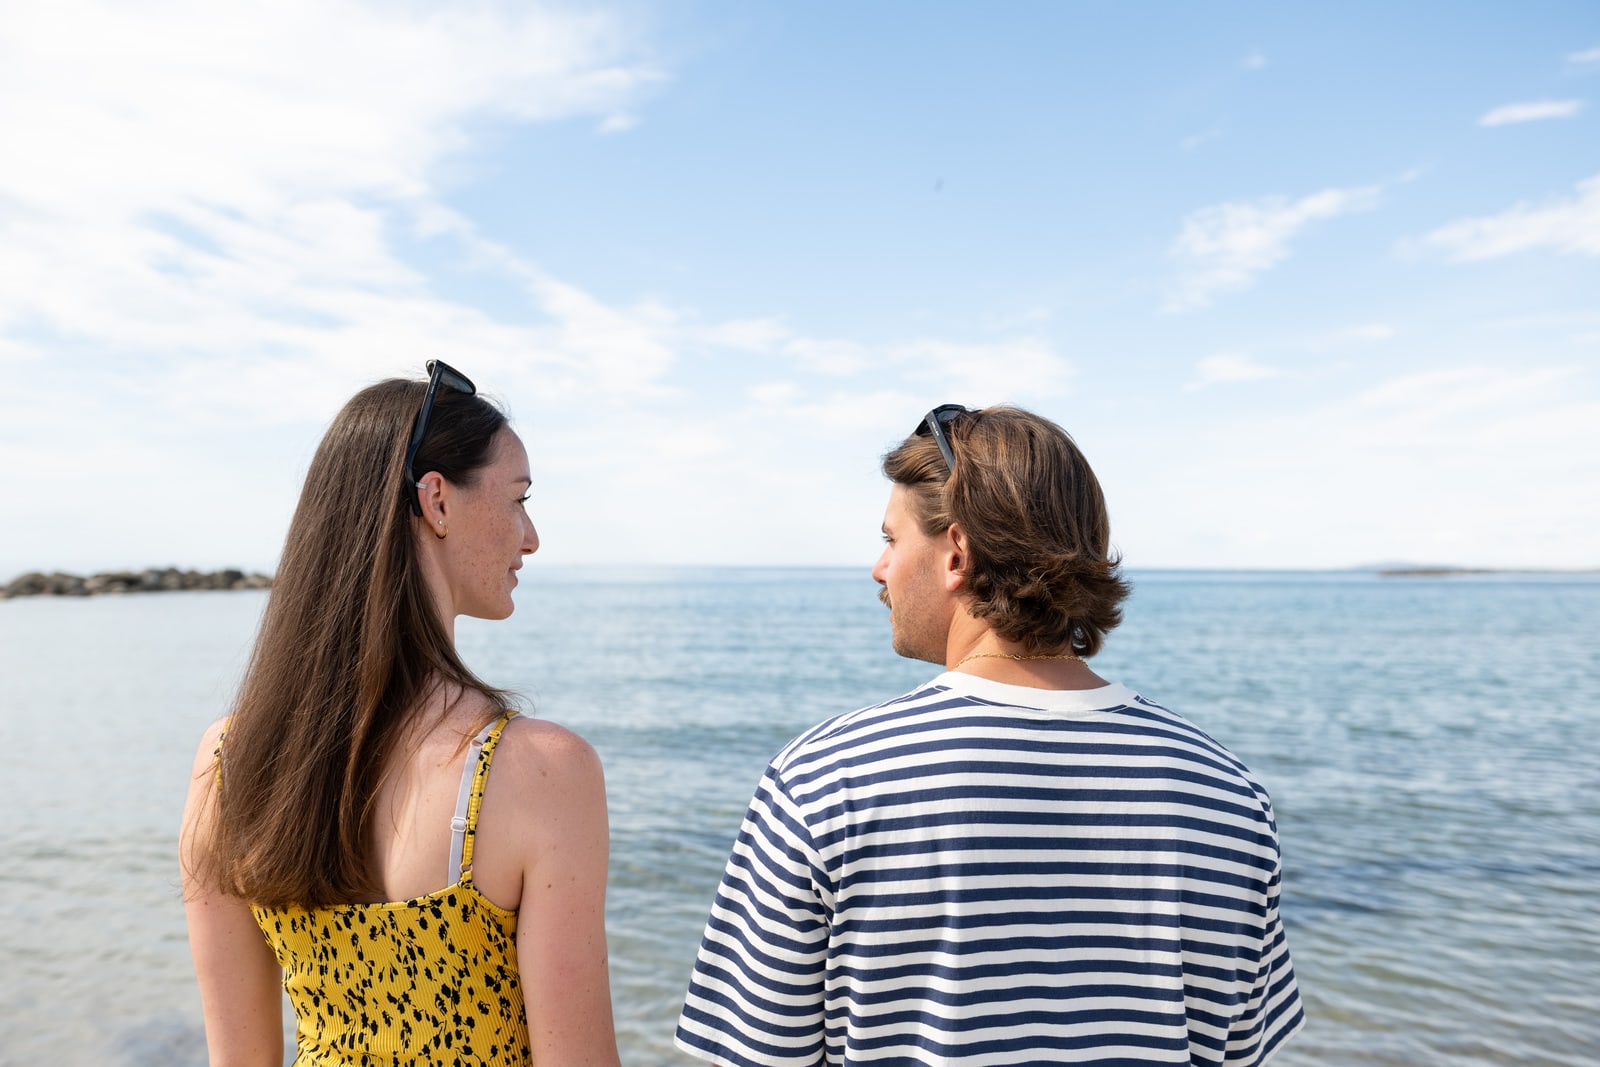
[677,404,1304,1065]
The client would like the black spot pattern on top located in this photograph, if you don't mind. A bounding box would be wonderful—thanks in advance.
[251,715,531,1066]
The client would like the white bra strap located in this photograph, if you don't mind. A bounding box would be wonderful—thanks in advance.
[447,720,499,884]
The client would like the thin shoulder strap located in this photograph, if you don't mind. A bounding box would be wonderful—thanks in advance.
[446,713,515,885]
[211,719,232,788]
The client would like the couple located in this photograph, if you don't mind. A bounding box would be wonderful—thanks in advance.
[181,363,1304,1066]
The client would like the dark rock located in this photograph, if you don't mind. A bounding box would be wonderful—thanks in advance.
[0,568,274,600]
[3,571,89,597]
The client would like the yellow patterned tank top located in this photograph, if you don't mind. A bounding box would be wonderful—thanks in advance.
[252,713,531,1066]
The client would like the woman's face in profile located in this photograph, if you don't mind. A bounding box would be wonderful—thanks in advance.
[436,427,538,621]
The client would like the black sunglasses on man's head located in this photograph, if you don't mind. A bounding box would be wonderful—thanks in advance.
[404,360,476,515]
[915,404,972,477]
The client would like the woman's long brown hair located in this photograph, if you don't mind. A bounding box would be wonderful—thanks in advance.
[195,377,513,907]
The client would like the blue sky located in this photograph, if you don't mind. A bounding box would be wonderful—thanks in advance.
[2,1,1597,575]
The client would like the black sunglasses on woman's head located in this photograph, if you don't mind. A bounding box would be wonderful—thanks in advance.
[915,403,972,477]
[404,360,476,515]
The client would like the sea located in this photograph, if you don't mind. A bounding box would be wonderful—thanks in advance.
[1,567,1596,1066]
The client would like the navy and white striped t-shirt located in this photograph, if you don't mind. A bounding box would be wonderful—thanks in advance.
[676,673,1304,1066]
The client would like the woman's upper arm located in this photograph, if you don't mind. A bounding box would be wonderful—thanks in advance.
[509,723,621,1066]
[180,721,284,1067]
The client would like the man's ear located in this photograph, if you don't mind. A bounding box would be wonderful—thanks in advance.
[942,523,969,592]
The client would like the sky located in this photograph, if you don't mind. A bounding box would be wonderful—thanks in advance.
[2,1,1597,576]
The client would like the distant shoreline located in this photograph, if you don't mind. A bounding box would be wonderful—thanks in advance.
[0,568,273,600]
[1376,567,1600,578]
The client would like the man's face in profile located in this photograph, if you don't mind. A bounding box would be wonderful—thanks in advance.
[871,484,948,665]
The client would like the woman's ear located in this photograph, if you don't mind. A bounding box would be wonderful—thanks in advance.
[415,472,449,538]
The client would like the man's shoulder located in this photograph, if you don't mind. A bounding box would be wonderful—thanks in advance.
[770,675,957,769]
[767,672,1127,772]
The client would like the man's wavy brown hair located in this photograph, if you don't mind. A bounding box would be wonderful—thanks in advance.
[883,406,1130,657]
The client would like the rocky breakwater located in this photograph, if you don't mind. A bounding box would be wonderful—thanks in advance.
[1,567,273,599]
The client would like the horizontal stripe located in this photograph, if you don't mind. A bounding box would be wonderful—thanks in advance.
[789,720,1254,781]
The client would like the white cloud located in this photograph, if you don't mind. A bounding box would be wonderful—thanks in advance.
[1478,99,1586,126]
[1335,323,1396,343]
[0,1,681,572]
[1301,323,1396,351]
[748,381,800,405]
[891,337,1073,401]
[1356,365,1550,413]
[1568,47,1600,64]
[520,272,683,395]
[1242,52,1267,70]
[1125,363,1600,569]
[781,389,926,435]
[1344,366,1597,464]
[1423,173,1600,261]
[1165,184,1382,311]
[767,334,1073,402]
[781,337,873,377]
[0,3,662,218]
[702,317,792,353]
[1183,354,1279,392]
[647,425,728,460]
[0,1,665,419]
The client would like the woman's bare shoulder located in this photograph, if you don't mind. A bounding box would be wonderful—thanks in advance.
[479,716,608,872]
[492,714,605,786]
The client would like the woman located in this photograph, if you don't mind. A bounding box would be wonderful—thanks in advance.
[180,362,619,1066]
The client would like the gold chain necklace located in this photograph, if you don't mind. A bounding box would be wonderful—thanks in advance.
[954,650,1085,669]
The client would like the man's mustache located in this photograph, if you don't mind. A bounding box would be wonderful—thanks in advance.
[878,587,891,608]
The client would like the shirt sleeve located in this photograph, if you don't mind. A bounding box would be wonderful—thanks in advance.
[1226,847,1306,1064]
[676,765,832,1067]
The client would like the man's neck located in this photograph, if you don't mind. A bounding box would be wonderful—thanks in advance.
[943,622,1107,692]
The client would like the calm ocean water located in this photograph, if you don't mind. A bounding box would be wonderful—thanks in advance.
[1,568,1596,1066]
